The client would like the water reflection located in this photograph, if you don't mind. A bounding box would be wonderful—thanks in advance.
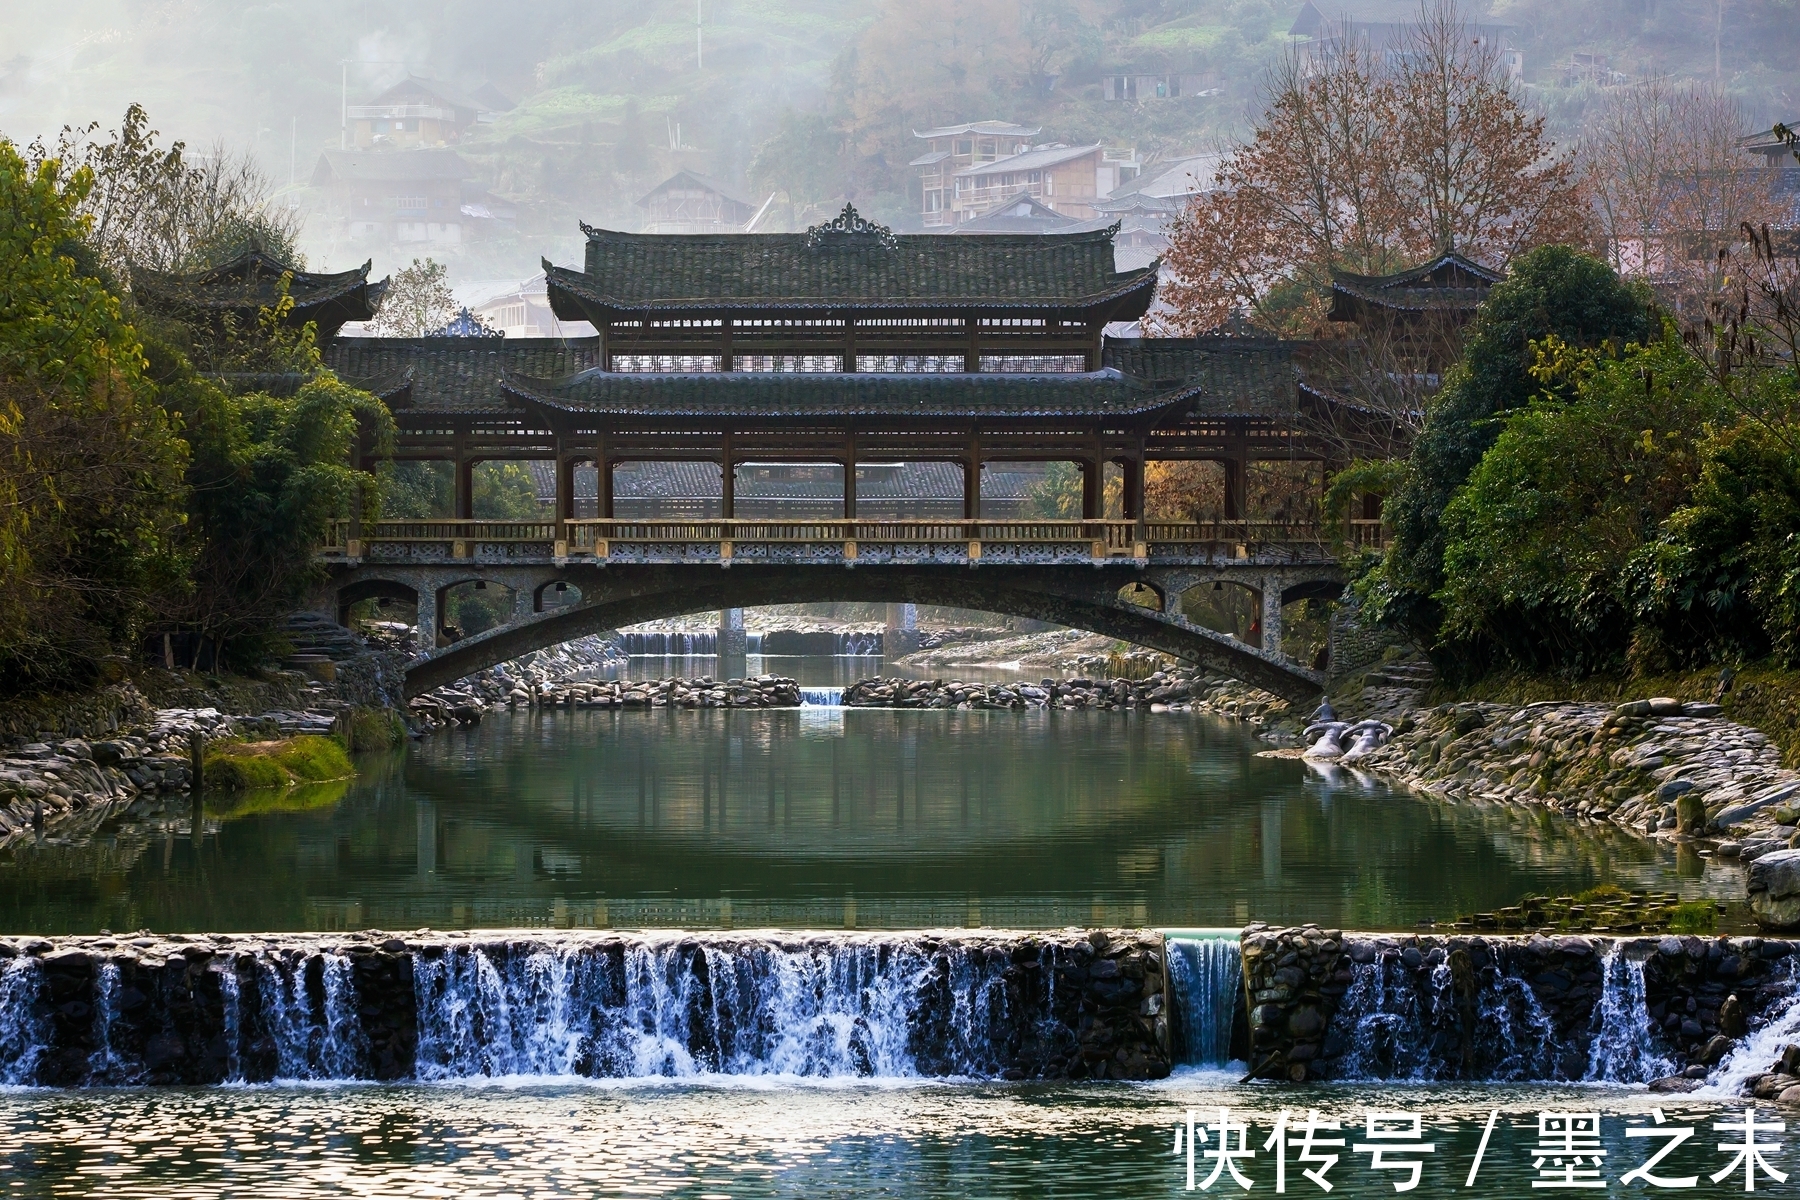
[0,709,1739,935]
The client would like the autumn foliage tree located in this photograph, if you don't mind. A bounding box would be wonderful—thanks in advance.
[1160,2,1589,337]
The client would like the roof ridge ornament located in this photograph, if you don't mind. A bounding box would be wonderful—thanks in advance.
[805,203,897,250]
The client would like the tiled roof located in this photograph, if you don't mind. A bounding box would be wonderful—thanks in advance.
[323,337,601,413]
[635,169,754,211]
[131,249,386,340]
[527,459,1043,502]
[1101,337,1299,417]
[955,144,1101,178]
[503,367,1194,421]
[1329,252,1503,315]
[914,121,1040,139]
[947,194,1115,235]
[549,219,1156,317]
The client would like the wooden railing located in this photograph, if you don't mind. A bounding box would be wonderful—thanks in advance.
[322,517,1387,556]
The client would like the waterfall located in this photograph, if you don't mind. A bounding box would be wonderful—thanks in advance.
[1585,945,1674,1083]
[412,937,1018,1080]
[87,962,129,1084]
[258,952,367,1080]
[0,957,47,1086]
[800,687,844,708]
[1165,935,1242,1065]
[1699,958,1800,1098]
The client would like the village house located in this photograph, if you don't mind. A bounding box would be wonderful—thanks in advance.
[910,121,1040,227]
[913,123,1140,226]
[636,169,763,234]
[310,148,509,248]
[346,76,509,151]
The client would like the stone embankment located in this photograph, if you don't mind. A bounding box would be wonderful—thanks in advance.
[0,705,352,846]
[1347,696,1800,852]
[410,673,805,729]
[1239,924,1800,1093]
[0,928,1171,1086]
[843,668,1285,716]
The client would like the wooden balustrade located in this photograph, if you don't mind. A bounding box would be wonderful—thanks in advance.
[324,517,1378,556]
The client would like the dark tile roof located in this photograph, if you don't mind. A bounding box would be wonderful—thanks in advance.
[635,168,754,211]
[323,336,601,413]
[1101,337,1299,416]
[502,367,1194,421]
[946,194,1117,235]
[1329,252,1503,315]
[131,248,386,340]
[527,458,1042,502]
[546,214,1156,317]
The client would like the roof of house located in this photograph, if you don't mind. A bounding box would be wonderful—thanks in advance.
[546,209,1157,317]
[913,121,1041,140]
[1329,252,1504,316]
[310,148,473,186]
[496,336,1297,422]
[1100,154,1222,204]
[131,247,387,338]
[635,168,755,212]
[501,367,1193,421]
[364,75,491,116]
[954,144,1103,179]
[322,336,602,414]
[908,149,953,168]
[946,193,1115,234]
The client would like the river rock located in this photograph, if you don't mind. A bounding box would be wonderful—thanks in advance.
[1748,849,1800,930]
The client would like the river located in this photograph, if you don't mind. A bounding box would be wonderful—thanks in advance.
[0,657,1775,1198]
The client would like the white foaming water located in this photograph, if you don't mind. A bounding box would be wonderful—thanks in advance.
[1585,945,1675,1083]
[1164,937,1241,1065]
[259,953,368,1080]
[0,958,47,1086]
[1697,958,1800,1098]
[414,937,1014,1080]
[87,963,128,1084]
[799,687,844,707]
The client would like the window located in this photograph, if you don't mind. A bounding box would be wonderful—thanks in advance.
[924,190,942,212]
[737,355,843,372]
[394,195,427,211]
[433,197,446,208]
[955,139,973,155]
[980,354,1086,373]
[613,355,723,372]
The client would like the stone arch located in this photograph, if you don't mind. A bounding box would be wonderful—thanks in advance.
[334,577,418,626]
[534,578,583,612]
[402,564,1325,703]
[1118,580,1165,612]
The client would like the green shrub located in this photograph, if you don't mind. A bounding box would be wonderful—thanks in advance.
[1667,901,1717,935]
[342,706,407,751]
[203,734,354,791]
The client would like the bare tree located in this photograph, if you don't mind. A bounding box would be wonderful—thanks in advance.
[1582,82,1779,303]
[1159,2,1586,339]
[366,258,458,337]
[32,105,301,277]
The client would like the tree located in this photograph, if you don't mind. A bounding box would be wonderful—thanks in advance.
[1582,82,1780,303]
[747,110,846,227]
[1433,330,1728,675]
[31,105,301,279]
[1160,2,1588,337]
[0,139,188,688]
[367,258,457,337]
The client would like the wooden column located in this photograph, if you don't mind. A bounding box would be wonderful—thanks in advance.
[556,456,577,523]
[720,318,734,372]
[843,316,857,373]
[720,431,735,520]
[963,313,980,373]
[454,454,474,520]
[600,457,615,519]
[1122,455,1144,521]
[963,434,982,521]
[843,433,857,519]
[1081,459,1102,520]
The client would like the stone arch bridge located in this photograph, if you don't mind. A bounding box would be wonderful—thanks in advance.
[318,519,1350,703]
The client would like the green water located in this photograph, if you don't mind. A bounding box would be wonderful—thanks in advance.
[0,707,1737,935]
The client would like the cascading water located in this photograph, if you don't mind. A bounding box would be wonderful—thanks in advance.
[258,952,369,1080]
[1699,958,1800,1098]
[0,957,47,1086]
[1164,935,1242,1066]
[86,962,128,1084]
[413,937,1011,1079]
[1586,945,1674,1083]
[799,687,844,707]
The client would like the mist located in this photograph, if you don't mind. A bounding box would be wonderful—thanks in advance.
[3,0,1793,292]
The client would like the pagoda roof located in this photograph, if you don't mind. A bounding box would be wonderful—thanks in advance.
[947,193,1115,235]
[132,248,387,340]
[323,336,602,414]
[955,144,1101,179]
[1329,252,1503,316]
[500,367,1195,422]
[548,207,1156,319]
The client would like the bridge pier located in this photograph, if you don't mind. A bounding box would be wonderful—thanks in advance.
[884,603,919,657]
[1260,574,1284,658]
[719,608,747,678]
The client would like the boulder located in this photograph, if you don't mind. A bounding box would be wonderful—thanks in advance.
[1676,791,1709,835]
[1748,849,1800,930]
